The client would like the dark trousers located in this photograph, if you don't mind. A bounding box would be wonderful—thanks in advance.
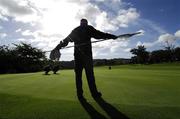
[74,53,98,95]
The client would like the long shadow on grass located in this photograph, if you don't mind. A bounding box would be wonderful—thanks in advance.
[79,97,130,119]
[79,97,107,119]
[95,97,130,119]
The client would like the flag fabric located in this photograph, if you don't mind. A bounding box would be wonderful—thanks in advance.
[50,49,61,61]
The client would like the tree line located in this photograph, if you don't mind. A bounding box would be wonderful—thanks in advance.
[0,43,47,74]
[0,42,179,74]
[130,45,180,64]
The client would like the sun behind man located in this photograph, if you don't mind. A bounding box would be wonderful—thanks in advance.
[53,19,118,99]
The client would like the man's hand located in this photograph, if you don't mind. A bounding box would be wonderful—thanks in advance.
[54,41,63,50]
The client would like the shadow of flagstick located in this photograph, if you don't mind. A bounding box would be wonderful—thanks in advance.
[94,97,130,119]
[78,97,107,119]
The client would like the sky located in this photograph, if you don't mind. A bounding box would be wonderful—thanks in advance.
[0,0,180,61]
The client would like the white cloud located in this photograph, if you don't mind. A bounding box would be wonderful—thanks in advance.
[94,7,140,31]
[23,0,139,50]
[123,48,131,52]
[21,30,33,36]
[0,0,33,15]
[17,38,26,42]
[92,39,130,59]
[135,33,175,49]
[136,40,159,48]
[110,41,128,52]
[0,13,8,21]
[158,33,176,43]
[76,3,102,23]
[0,0,41,23]
[143,41,159,48]
[0,0,139,35]
[95,11,118,31]
[136,41,143,47]
[75,2,140,31]
[114,8,140,28]
[0,0,141,60]
[17,29,64,52]
[136,30,180,49]
[175,30,180,39]
[0,32,7,38]
[15,28,22,32]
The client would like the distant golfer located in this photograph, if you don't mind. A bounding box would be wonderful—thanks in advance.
[44,65,51,75]
[53,19,117,99]
[52,64,60,74]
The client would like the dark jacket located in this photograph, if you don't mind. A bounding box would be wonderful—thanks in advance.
[57,25,117,56]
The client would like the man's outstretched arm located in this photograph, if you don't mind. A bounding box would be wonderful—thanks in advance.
[54,39,68,50]
[90,26,118,40]
[54,34,74,50]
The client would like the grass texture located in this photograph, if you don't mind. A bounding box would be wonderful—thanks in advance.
[0,63,180,119]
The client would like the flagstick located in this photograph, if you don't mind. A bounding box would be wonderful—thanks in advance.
[45,32,141,52]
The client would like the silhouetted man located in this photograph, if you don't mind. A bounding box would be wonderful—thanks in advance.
[53,19,117,98]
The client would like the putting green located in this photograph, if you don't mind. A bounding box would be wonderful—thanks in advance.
[0,63,180,119]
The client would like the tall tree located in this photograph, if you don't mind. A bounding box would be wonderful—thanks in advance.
[13,43,46,72]
[0,43,47,73]
[130,45,149,64]
[162,41,176,62]
[175,47,180,61]
[149,50,167,63]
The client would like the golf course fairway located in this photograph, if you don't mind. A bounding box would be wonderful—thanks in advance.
[0,63,180,119]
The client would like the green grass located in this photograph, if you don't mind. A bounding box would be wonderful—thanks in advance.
[0,63,180,119]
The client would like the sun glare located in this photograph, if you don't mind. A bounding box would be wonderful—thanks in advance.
[41,1,80,37]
